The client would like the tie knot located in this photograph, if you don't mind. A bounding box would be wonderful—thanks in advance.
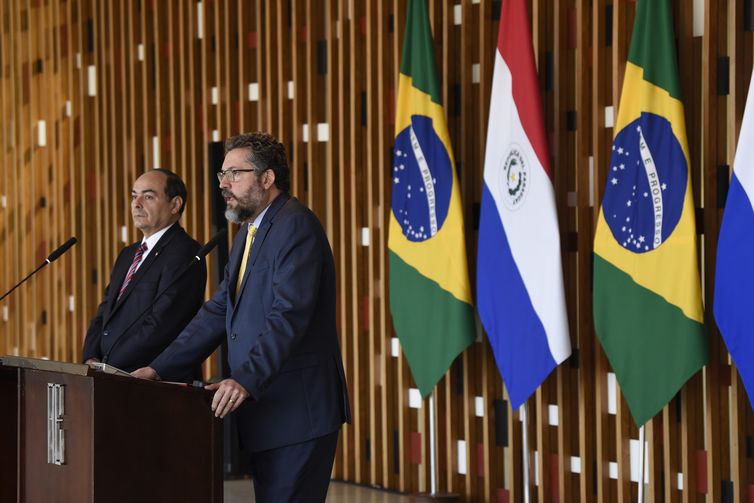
[248,225,257,238]
[141,242,148,252]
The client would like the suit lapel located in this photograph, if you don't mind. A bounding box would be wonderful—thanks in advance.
[235,219,272,302]
[102,243,138,324]
[232,193,291,311]
[227,224,248,308]
[107,224,182,319]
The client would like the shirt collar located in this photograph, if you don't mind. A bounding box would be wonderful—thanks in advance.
[250,203,271,230]
[141,222,175,251]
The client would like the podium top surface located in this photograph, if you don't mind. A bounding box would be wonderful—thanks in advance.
[0,355,89,376]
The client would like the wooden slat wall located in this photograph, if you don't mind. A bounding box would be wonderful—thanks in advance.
[2,0,754,501]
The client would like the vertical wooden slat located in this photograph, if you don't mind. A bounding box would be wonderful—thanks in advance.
[728,3,748,502]
[703,0,723,502]
[351,0,367,486]
[10,0,17,356]
[663,399,679,503]
[0,0,8,355]
[551,0,580,498]
[647,416,661,502]
[476,0,496,497]
[364,0,378,488]
[0,0,6,354]
[23,0,34,357]
[334,0,353,483]
[376,0,392,491]
[395,0,409,492]
[610,5,633,502]
[287,0,299,197]
[102,0,115,267]
[591,0,611,499]
[120,0,133,246]
[575,0,595,501]
[475,2,497,496]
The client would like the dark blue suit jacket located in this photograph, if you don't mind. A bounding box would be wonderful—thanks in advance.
[82,224,207,378]
[151,194,351,452]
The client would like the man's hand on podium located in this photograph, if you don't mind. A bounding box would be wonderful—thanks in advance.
[205,379,249,418]
[131,367,161,380]
[130,367,248,418]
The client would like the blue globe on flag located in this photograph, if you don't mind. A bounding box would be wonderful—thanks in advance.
[603,112,687,254]
[391,115,453,242]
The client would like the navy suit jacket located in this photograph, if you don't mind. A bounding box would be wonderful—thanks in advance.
[151,194,351,452]
[82,223,206,378]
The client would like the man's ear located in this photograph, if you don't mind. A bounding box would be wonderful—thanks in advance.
[170,196,184,215]
[263,169,276,190]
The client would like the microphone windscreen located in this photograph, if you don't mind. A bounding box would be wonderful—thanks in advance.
[196,229,228,258]
[47,237,78,262]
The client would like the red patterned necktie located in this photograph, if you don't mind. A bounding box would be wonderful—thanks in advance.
[117,242,147,301]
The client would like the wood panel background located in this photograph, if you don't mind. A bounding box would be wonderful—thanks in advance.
[1,0,753,501]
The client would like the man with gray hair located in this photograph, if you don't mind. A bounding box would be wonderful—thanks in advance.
[134,133,351,503]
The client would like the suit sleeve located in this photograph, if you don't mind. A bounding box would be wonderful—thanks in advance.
[232,213,325,399]
[149,263,230,380]
[120,253,208,364]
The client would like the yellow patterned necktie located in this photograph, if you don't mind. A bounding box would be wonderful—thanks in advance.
[235,224,257,296]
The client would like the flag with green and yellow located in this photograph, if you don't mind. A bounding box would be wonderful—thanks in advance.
[593,0,708,426]
[389,0,475,398]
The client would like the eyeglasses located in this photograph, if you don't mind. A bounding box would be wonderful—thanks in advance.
[216,168,256,183]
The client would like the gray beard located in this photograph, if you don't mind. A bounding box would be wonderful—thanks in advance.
[225,206,252,224]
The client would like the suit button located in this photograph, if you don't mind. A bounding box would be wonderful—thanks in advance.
[231,333,237,340]
[103,330,109,336]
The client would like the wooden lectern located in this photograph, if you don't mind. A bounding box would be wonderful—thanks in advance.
[0,356,223,503]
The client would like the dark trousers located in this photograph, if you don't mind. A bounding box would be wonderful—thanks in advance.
[248,431,339,503]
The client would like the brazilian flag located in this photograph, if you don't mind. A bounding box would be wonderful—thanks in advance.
[593,0,708,426]
[389,0,475,398]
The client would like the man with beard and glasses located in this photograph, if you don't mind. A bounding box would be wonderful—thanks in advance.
[82,169,206,381]
[133,132,351,503]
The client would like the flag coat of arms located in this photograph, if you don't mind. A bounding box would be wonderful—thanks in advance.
[593,0,707,426]
[714,69,754,405]
[476,0,571,410]
[388,0,476,398]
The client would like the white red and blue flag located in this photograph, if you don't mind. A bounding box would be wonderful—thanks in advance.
[477,0,571,410]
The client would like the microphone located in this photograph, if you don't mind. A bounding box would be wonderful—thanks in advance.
[0,237,78,303]
[46,237,78,263]
[101,230,227,365]
[194,228,227,260]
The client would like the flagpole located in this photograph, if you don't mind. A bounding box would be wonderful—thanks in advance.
[521,402,531,503]
[409,387,459,502]
[429,390,438,495]
[638,424,646,503]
